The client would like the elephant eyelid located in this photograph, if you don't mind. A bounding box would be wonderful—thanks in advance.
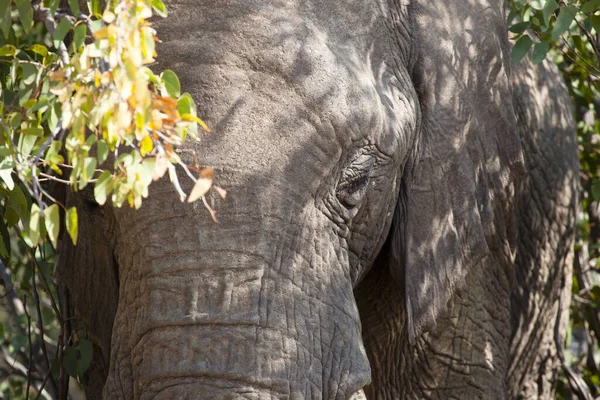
[336,154,376,209]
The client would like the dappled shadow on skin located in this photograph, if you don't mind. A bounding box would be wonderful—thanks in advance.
[507,56,578,399]
[94,0,398,398]
[61,0,577,398]
[357,0,576,399]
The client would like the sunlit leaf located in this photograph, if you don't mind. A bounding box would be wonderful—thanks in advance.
[94,171,113,205]
[30,44,48,57]
[0,158,14,190]
[181,113,210,132]
[29,203,41,245]
[97,140,109,164]
[44,204,60,248]
[152,0,167,17]
[66,207,78,245]
[160,70,180,98]
[188,168,214,203]
[0,44,16,57]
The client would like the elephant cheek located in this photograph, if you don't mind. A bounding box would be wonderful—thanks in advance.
[102,205,371,399]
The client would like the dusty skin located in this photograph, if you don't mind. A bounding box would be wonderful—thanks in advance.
[57,0,577,398]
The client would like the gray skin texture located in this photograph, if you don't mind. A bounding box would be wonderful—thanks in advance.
[56,0,577,398]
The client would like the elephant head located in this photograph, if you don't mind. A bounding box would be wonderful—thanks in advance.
[58,0,577,398]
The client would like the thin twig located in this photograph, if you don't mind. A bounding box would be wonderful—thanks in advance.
[24,295,32,400]
[554,39,600,79]
[34,368,53,400]
[13,227,60,398]
[575,17,600,61]
[30,256,59,397]
[32,3,69,67]
[559,36,600,76]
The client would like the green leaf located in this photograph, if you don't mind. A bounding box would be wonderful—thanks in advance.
[78,339,93,373]
[177,93,195,115]
[63,347,78,378]
[18,132,37,158]
[0,44,16,57]
[592,179,600,201]
[87,0,101,16]
[6,184,27,227]
[53,18,73,48]
[97,139,108,164]
[552,6,578,40]
[151,0,167,17]
[0,0,11,38]
[29,203,41,245]
[512,35,533,64]
[591,15,600,33]
[68,0,79,16]
[0,158,14,190]
[65,207,78,245]
[0,217,11,260]
[14,0,33,32]
[44,204,60,248]
[22,126,44,136]
[94,170,112,205]
[29,44,48,57]
[88,19,103,34]
[542,0,559,26]
[47,0,59,14]
[509,21,531,34]
[81,157,97,184]
[73,24,87,51]
[582,0,600,13]
[178,93,199,137]
[160,70,180,98]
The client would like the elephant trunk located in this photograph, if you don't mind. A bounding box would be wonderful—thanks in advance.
[101,185,371,399]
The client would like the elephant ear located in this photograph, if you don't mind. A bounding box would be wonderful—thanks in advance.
[389,49,525,345]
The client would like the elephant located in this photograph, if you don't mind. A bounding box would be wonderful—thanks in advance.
[56,0,578,398]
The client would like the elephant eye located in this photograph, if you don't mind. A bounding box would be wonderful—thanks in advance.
[336,154,375,209]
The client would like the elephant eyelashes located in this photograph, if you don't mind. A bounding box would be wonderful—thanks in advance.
[336,154,375,209]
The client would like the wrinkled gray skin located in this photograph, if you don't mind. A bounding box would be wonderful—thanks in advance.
[57,0,578,398]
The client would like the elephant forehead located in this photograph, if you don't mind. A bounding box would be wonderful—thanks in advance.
[155,0,411,175]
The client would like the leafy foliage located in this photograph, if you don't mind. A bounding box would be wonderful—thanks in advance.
[0,0,223,396]
[507,0,600,398]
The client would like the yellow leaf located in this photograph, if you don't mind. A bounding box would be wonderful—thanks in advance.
[94,69,101,87]
[66,207,78,245]
[140,135,153,156]
[93,26,111,40]
[181,113,210,132]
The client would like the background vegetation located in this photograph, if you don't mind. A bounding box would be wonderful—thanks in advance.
[1,0,600,398]
[507,0,600,398]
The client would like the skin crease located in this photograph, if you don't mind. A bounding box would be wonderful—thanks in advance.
[56,0,577,399]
